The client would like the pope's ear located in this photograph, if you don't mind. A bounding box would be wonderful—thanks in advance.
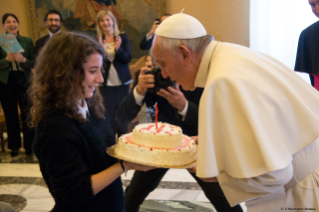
[178,45,191,65]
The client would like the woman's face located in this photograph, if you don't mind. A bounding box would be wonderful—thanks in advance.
[3,16,19,35]
[145,56,153,68]
[77,53,104,101]
[99,15,114,33]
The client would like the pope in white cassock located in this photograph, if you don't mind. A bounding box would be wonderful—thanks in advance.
[152,12,319,212]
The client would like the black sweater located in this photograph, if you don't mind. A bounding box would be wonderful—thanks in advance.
[33,111,125,212]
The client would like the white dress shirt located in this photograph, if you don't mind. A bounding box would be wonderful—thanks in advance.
[77,99,89,119]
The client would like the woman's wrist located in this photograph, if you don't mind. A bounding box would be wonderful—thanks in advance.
[120,160,128,176]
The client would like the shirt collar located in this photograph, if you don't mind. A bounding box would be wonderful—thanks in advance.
[49,30,60,37]
[194,40,218,88]
[77,99,89,119]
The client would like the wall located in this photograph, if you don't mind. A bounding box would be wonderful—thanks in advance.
[166,0,250,47]
[0,0,250,46]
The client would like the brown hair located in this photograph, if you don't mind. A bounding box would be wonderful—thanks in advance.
[29,32,106,127]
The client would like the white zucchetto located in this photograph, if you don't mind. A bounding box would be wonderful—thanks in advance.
[155,12,207,39]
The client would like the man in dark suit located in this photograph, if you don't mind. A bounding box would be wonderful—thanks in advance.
[140,14,171,50]
[118,66,243,212]
[35,9,63,57]
[294,0,319,87]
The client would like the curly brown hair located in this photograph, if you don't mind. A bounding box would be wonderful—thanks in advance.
[28,32,106,127]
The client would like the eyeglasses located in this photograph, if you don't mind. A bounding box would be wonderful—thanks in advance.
[47,19,60,23]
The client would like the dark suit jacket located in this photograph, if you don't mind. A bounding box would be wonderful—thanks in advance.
[119,70,203,136]
[295,21,319,86]
[35,34,50,58]
[139,35,153,50]
[102,33,132,85]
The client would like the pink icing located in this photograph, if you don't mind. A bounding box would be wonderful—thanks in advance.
[122,134,191,150]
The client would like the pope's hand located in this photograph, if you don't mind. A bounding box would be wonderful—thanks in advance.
[157,84,187,112]
[200,177,218,182]
[136,67,155,96]
[123,161,156,172]
[191,136,198,144]
[187,166,196,173]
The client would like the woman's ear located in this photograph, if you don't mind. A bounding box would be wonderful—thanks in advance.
[178,45,191,66]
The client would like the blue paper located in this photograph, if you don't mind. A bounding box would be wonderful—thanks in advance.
[0,33,24,53]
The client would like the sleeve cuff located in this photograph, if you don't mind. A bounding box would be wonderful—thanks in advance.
[178,101,188,117]
[133,87,145,106]
[146,34,153,41]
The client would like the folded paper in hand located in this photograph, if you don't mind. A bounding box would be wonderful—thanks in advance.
[0,33,24,53]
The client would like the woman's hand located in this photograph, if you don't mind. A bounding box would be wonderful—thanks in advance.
[123,161,155,172]
[13,53,26,63]
[115,36,122,51]
[6,53,15,62]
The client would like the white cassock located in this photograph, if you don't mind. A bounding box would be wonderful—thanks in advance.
[194,40,319,212]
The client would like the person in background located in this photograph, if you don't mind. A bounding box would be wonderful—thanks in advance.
[96,9,132,137]
[295,0,319,88]
[140,14,171,51]
[134,55,154,124]
[0,13,35,157]
[34,9,63,58]
[30,32,153,212]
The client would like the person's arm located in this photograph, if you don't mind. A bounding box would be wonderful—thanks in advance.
[0,50,10,70]
[35,127,153,205]
[115,33,131,64]
[139,36,153,50]
[91,160,152,195]
[118,67,154,123]
[215,164,293,207]
[180,88,203,125]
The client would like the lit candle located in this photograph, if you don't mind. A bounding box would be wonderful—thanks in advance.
[155,103,158,129]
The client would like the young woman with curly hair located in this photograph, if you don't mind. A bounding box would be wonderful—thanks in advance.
[29,32,153,212]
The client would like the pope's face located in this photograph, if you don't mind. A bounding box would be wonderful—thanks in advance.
[309,0,319,18]
[152,37,196,91]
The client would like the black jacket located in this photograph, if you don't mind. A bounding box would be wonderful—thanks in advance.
[103,32,132,85]
[139,35,153,50]
[33,111,125,212]
[119,70,203,136]
[35,34,50,58]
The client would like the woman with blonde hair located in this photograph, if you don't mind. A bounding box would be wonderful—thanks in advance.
[96,9,132,137]
[29,32,152,212]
